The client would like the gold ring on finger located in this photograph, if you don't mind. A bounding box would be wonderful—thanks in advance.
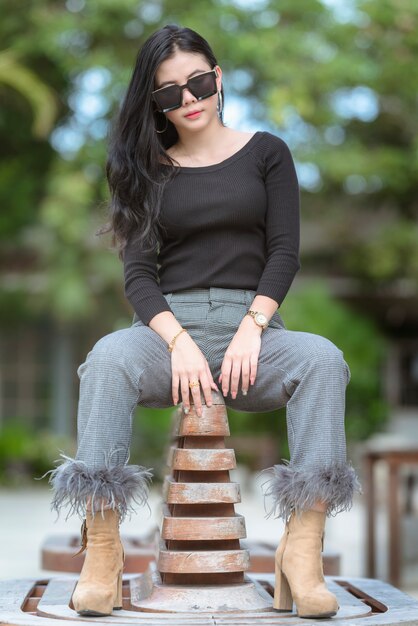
[189,380,200,388]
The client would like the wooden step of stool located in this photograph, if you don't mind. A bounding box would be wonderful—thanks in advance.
[168,446,236,471]
[158,536,250,574]
[40,533,340,575]
[161,503,246,541]
[171,406,230,437]
[163,476,242,503]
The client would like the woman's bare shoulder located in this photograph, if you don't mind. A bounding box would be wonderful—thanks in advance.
[224,129,258,144]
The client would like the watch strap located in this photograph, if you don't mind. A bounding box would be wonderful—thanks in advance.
[246,309,268,330]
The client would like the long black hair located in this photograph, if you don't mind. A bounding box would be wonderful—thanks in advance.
[97,24,226,257]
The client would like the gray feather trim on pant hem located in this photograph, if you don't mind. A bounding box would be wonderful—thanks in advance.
[258,458,363,523]
[38,450,153,523]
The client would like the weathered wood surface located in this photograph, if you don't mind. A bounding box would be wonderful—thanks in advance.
[161,512,246,541]
[3,574,418,623]
[163,477,241,504]
[168,447,236,471]
[179,436,228,449]
[174,469,232,482]
[158,539,251,574]
[172,408,230,437]
[168,503,237,518]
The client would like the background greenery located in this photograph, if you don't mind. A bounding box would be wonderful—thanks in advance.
[2,0,415,482]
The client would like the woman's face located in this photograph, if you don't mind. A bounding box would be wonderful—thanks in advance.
[153,50,222,133]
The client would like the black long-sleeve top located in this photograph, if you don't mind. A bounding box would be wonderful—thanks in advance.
[123,131,301,326]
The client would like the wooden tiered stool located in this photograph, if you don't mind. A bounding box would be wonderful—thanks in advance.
[41,399,341,577]
[131,390,273,612]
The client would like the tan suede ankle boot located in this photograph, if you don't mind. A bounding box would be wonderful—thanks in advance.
[71,507,125,616]
[274,509,339,618]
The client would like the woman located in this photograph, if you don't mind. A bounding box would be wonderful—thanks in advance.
[45,23,362,618]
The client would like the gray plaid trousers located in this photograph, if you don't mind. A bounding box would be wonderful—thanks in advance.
[47,287,362,522]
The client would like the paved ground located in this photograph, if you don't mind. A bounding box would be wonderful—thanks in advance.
[0,464,417,600]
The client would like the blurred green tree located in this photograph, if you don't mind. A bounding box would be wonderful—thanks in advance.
[1,0,417,323]
[1,0,411,449]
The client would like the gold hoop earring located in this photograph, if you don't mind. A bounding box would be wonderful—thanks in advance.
[155,115,168,133]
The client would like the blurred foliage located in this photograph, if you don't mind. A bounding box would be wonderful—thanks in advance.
[344,219,418,281]
[0,421,75,486]
[0,0,409,468]
[0,49,58,139]
[0,0,417,326]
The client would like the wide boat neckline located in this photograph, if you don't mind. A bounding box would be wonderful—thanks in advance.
[160,131,264,173]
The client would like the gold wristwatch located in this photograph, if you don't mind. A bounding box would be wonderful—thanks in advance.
[246,309,268,330]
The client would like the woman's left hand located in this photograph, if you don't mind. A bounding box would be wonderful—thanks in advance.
[218,321,262,398]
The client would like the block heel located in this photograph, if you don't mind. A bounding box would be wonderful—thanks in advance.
[113,571,123,610]
[273,554,293,611]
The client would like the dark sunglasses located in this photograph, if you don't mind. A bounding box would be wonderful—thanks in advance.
[152,67,218,113]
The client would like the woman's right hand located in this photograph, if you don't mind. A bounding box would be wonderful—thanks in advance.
[170,331,219,416]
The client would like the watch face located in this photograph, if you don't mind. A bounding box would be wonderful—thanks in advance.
[255,313,267,325]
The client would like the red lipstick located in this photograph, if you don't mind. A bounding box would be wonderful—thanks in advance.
[185,110,202,118]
